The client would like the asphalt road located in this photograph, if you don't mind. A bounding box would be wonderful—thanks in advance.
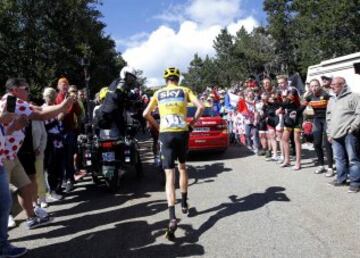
[9,141,360,258]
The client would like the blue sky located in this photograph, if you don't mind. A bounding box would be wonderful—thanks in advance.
[97,0,267,86]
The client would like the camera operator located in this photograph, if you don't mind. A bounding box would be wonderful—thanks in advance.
[95,66,140,137]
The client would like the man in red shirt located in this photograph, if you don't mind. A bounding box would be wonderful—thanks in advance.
[55,78,82,192]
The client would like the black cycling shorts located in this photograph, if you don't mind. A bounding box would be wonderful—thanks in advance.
[159,132,189,169]
[258,120,268,132]
[18,152,36,176]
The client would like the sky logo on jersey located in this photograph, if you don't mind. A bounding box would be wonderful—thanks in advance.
[158,89,185,103]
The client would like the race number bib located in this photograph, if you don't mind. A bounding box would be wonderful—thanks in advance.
[161,115,186,129]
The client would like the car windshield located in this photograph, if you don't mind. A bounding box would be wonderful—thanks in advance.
[187,106,215,117]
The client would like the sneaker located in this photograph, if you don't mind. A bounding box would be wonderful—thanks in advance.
[65,181,74,193]
[325,168,335,177]
[265,150,272,159]
[328,179,347,187]
[257,150,266,156]
[37,197,49,208]
[26,215,53,230]
[348,185,360,193]
[314,166,326,174]
[40,201,48,208]
[8,215,16,229]
[276,156,285,164]
[34,207,49,219]
[61,180,67,189]
[168,219,178,232]
[270,156,280,162]
[47,192,64,202]
[0,244,27,258]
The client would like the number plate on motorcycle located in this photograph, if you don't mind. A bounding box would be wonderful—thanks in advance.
[102,152,115,161]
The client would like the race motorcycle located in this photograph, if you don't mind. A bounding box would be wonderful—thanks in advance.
[78,114,143,193]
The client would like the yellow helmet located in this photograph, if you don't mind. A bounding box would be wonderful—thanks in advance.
[99,87,109,101]
[163,67,180,79]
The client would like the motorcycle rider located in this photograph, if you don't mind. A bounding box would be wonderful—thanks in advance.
[93,87,108,134]
[96,66,139,137]
[143,67,204,235]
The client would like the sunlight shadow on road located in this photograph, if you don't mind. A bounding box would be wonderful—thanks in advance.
[187,162,232,187]
[26,220,204,258]
[187,144,254,162]
[12,200,169,243]
[185,186,290,242]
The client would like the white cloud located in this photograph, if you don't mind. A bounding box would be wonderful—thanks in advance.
[186,0,242,26]
[115,32,149,49]
[122,0,259,87]
[153,3,186,24]
[227,16,259,35]
[154,0,243,27]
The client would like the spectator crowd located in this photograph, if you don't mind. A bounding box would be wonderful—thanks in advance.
[0,77,89,256]
[199,74,360,192]
[1,71,360,257]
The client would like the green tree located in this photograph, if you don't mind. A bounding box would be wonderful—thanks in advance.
[212,28,240,87]
[182,54,219,93]
[0,0,133,97]
[291,0,360,74]
[263,0,297,74]
[233,26,277,79]
[182,53,205,93]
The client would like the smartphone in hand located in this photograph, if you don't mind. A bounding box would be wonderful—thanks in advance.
[6,95,17,113]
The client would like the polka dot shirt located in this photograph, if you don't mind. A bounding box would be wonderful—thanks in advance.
[0,94,33,161]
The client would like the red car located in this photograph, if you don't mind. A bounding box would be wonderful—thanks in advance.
[187,105,229,152]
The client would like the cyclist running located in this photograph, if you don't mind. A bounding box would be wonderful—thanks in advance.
[143,67,204,237]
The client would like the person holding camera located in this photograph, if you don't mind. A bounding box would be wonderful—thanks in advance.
[0,110,27,257]
[1,78,75,231]
[55,79,82,193]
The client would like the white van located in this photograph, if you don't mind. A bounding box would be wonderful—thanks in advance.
[306,52,360,93]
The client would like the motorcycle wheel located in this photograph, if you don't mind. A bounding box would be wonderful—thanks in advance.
[106,170,119,193]
[92,173,101,185]
[135,152,143,179]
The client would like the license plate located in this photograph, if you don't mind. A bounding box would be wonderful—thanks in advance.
[103,166,115,177]
[195,139,206,143]
[125,156,131,163]
[102,152,115,161]
[86,160,92,166]
[193,127,210,132]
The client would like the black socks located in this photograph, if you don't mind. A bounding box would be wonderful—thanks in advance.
[181,192,188,208]
[169,192,188,220]
[169,206,176,220]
